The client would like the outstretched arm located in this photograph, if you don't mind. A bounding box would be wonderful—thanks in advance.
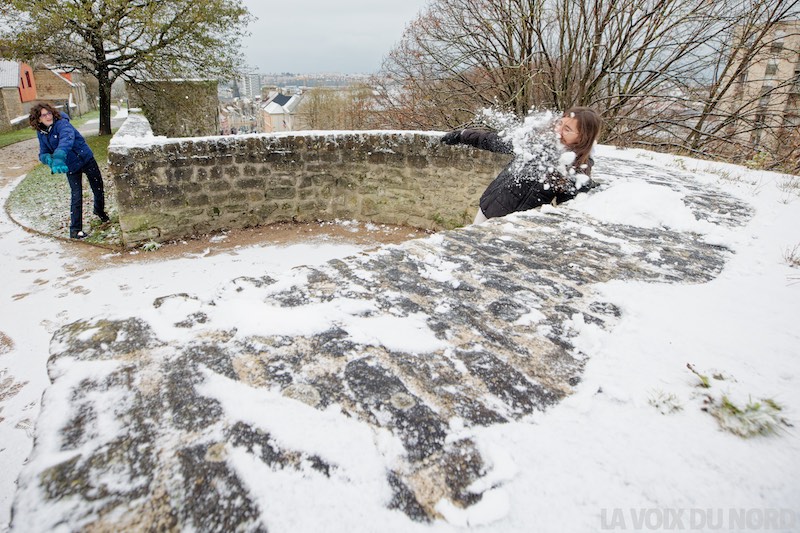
[445,129,513,154]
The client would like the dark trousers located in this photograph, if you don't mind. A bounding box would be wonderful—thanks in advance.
[67,158,105,232]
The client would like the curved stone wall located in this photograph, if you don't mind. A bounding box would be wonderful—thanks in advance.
[109,114,511,247]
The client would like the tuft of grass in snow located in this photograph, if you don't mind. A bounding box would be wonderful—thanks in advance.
[688,363,792,438]
[784,243,800,268]
[707,168,734,181]
[671,158,688,171]
[0,331,13,355]
[686,363,712,388]
[777,176,800,204]
[84,213,121,246]
[703,395,791,438]
[648,389,683,415]
[777,174,800,194]
[141,240,162,252]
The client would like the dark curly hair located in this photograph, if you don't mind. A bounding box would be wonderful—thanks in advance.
[28,102,61,131]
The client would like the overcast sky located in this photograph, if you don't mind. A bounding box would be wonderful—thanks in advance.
[239,0,431,75]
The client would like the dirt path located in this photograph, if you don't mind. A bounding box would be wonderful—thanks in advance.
[0,138,39,186]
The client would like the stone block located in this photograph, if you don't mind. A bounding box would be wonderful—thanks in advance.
[266,187,296,200]
[228,191,247,203]
[186,194,210,207]
[236,177,266,190]
[183,182,203,194]
[207,180,231,193]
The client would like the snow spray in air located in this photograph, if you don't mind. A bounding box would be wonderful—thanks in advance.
[474,108,580,187]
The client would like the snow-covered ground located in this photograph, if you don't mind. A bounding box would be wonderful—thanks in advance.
[1,145,799,531]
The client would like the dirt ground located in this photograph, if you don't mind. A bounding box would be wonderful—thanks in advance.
[70,221,434,268]
[0,138,39,184]
[1,138,434,268]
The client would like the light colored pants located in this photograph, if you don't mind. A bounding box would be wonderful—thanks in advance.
[473,208,488,224]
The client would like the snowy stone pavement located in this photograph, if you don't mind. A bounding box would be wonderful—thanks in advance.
[6,155,758,531]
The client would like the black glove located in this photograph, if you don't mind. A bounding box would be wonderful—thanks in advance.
[440,130,462,145]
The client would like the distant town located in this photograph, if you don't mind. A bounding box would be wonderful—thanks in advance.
[217,72,377,135]
[219,72,373,101]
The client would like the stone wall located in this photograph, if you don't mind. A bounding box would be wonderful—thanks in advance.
[126,80,219,138]
[109,114,511,247]
[0,89,10,132]
[0,87,23,127]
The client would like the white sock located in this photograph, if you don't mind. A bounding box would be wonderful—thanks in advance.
[473,208,488,224]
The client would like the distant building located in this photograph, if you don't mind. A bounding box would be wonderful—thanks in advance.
[0,60,37,131]
[218,82,234,101]
[219,98,259,134]
[33,67,92,117]
[721,21,800,150]
[259,92,303,132]
[238,73,262,101]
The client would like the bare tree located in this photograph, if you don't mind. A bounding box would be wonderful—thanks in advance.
[297,87,344,130]
[341,83,379,130]
[377,0,800,171]
[376,0,541,129]
[378,0,720,128]
[620,1,800,166]
[297,84,380,130]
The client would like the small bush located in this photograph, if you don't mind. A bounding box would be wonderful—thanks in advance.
[703,395,791,438]
[744,151,770,170]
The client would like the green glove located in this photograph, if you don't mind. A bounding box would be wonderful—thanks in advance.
[50,162,69,174]
[39,153,53,165]
[50,149,68,174]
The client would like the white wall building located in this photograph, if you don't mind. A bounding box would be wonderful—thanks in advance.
[238,73,262,101]
[259,92,303,132]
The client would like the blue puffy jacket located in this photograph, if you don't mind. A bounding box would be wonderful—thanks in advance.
[37,114,95,173]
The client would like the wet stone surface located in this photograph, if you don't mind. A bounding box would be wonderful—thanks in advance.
[11,155,751,530]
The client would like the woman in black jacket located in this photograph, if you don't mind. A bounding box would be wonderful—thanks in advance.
[441,107,602,223]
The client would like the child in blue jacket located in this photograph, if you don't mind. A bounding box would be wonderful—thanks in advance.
[29,102,109,239]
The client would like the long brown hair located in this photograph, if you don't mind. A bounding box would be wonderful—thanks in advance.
[563,107,601,166]
[28,102,61,131]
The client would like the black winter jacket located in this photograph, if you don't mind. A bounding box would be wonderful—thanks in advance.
[457,129,594,219]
